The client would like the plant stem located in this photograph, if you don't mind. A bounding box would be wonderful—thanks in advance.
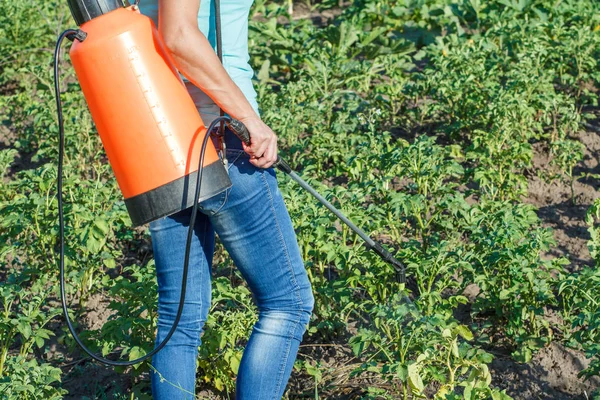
[0,347,6,377]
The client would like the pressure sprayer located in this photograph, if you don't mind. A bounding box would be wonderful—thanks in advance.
[54,0,408,367]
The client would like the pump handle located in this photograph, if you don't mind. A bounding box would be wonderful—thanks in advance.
[226,119,291,172]
[227,119,251,145]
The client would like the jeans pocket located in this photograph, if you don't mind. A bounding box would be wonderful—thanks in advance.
[225,149,246,170]
[199,185,230,216]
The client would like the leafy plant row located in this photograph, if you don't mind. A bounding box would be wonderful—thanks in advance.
[0,0,599,398]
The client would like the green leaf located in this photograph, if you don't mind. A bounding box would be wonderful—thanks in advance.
[396,364,408,381]
[214,377,224,391]
[304,362,323,381]
[229,352,242,374]
[455,325,474,341]
[464,385,473,400]
[451,340,460,358]
[492,390,513,400]
[128,346,147,368]
[407,363,424,393]
[103,258,116,269]
[257,59,270,82]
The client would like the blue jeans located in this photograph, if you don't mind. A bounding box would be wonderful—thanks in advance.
[149,130,314,399]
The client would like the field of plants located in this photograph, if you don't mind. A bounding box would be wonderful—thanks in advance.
[1,0,600,398]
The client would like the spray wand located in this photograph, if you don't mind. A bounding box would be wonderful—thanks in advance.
[226,120,407,284]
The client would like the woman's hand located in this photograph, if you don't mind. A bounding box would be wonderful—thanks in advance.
[239,117,278,168]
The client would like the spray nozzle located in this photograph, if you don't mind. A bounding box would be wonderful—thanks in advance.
[370,242,407,284]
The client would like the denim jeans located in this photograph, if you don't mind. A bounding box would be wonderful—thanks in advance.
[149,130,314,399]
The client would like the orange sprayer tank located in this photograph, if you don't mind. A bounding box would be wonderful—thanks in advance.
[68,3,231,226]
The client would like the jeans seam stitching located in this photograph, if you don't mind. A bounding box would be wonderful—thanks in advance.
[260,170,304,397]
[260,171,303,307]
[274,313,302,398]
[209,187,230,216]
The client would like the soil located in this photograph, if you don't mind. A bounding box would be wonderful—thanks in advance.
[483,112,600,399]
[490,342,600,399]
[524,127,600,269]
[62,362,135,399]
[252,1,343,27]
[40,295,133,400]
[79,293,117,332]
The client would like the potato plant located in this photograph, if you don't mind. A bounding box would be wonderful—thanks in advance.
[0,0,599,398]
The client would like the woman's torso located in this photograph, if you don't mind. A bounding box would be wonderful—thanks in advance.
[138,0,259,126]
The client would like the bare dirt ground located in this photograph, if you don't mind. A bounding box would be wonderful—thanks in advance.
[524,128,600,269]
[490,342,600,400]
[484,112,600,399]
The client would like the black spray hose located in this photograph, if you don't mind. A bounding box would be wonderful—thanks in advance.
[55,28,232,366]
[225,121,408,284]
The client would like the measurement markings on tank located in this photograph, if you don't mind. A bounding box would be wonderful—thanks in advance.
[128,47,186,169]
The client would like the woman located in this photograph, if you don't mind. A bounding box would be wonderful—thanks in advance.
[138,1,314,399]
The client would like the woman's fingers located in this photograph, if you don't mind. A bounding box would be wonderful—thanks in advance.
[265,140,278,166]
[251,138,270,159]
[249,136,278,168]
[238,117,278,168]
[242,130,267,156]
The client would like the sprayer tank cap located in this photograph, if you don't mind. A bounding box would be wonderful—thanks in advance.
[67,0,129,26]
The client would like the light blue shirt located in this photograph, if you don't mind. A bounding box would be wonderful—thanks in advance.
[138,0,259,126]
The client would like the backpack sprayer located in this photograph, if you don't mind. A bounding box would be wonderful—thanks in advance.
[55,0,408,367]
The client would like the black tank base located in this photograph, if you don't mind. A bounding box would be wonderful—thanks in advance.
[124,161,232,226]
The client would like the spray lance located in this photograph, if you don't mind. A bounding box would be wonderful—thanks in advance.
[54,0,409,367]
